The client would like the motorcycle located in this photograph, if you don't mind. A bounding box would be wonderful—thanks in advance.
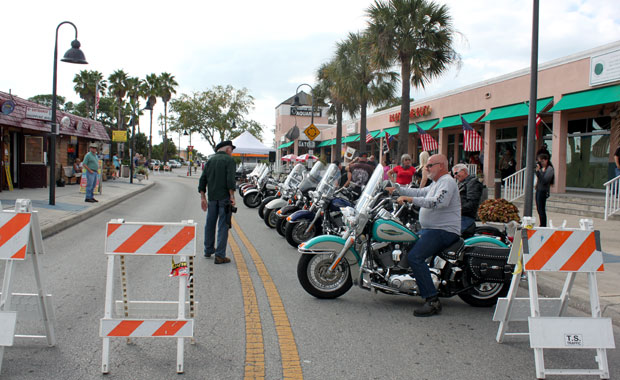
[239,164,266,197]
[243,166,278,208]
[285,163,356,248]
[263,164,307,228]
[297,164,513,307]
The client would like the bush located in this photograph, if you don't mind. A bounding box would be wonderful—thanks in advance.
[478,198,521,223]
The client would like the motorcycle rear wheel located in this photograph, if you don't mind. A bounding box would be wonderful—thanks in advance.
[285,220,315,248]
[258,196,275,220]
[276,217,287,237]
[263,208,279,228]
[243,193,262,208]
[458,240,509,307]
[297,254,352,299]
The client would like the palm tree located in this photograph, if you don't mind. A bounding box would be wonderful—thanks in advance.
[141,73,159,162]
[158,72,178,164]
[336,31,397,153]
[366,0,460,158]
[126,77,144,133]
[108,70,129,158]
[73,70,107,118]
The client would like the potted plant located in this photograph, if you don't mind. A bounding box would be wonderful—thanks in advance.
[135,166,148,182]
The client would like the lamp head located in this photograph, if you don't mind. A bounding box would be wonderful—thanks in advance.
[61,39,88,64]
[184,130,189,136]
[291,95,301,107]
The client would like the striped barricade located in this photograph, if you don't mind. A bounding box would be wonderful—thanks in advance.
[0,199,55,374]
[494,218,614,379]
[100,219,197,374]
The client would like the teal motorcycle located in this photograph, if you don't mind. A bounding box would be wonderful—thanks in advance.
[297,164,514,307]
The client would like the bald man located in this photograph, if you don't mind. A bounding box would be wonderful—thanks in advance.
[391,154,461,317]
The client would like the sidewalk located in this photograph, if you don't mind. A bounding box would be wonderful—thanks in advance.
[0,178,618,326]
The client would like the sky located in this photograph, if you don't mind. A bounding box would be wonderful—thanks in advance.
[3,0,619,156]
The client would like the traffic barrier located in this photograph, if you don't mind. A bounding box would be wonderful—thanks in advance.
[0,199,55,374]
[493,217,614,379]
[100,219,197,374]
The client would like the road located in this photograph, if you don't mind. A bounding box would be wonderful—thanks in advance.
[1,175,618,379]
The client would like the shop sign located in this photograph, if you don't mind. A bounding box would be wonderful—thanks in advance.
[388,105,432,123]
[290,106,322,117]
[112,130,127,142]
[590,49,620,86]
[298,141,316,148]
[346,121,357,134]
[25,107,52,121]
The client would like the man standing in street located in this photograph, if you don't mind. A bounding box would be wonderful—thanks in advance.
[343,152,374,191]
[83,143,99,203]
[452,163,483,233]
[199,140,236,264]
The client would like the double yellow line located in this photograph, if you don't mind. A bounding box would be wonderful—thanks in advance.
[230,217,303,380]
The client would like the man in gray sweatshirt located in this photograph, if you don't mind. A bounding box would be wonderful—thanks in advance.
[393,154,461,317]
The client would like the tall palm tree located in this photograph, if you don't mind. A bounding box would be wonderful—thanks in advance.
[158,72,178,164]
[73,70,107,118]
[126,77,144,133]
[108,70,129,157]
[366,0,460,158]
[336,31,397,153]
[141,73,159,161]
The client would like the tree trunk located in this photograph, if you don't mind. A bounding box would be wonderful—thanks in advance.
[148,110,153,162]
[359,100,368,154]
[163,102,168,164]
[399,58,411,159]
[335,102,343,162]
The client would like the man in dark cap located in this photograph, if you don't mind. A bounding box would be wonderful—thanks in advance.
[198,140,236,264]
[343,151,374,190]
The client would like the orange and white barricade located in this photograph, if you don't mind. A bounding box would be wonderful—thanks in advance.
[0,199,55,374]
[100,219,197,374]
[494,218,614,379]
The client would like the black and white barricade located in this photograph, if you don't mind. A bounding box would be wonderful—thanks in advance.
[100,219,197,374]
[493,217,615,379]
[0,199,55,373]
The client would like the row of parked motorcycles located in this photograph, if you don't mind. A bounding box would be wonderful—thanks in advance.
[239,162,516,308]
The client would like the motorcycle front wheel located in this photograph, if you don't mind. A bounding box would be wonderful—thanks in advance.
[263,208,279,228]
[285,220,316,248]
[276,217,287,237]
[297,254,352,299]
[243,193,262,208]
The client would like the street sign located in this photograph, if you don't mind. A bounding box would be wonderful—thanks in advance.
[187,145,193,151]
[304,124,320,141]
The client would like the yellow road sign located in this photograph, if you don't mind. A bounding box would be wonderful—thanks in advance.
[304,124,320,141]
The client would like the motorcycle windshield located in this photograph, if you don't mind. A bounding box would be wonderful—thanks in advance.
[258,166,270,186]
[283,163,306,189]
[316,164,340,195]
[298,162,325,192]
[355,164,385,214]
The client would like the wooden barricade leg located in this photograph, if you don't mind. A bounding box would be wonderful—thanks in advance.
[495,271,522,342]
[176,255,187,374]
[29,212,55,346]
[588,272,610,379]
[0,261,17,374]
[101,255,116,374]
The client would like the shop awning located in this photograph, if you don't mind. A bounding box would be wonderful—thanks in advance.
[435,110,486,129]
[317,138,335,147]
[409,118,439,133]
[342,134,360,143]
[277,141,293,149]
[365,130,383,140]
[481,97,553,122]
[549,84,620,112]
[383,126,400,136]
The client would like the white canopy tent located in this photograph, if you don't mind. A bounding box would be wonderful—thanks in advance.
[231,131,275,156]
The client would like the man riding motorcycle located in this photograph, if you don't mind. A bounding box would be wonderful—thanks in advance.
[388,154,460,317]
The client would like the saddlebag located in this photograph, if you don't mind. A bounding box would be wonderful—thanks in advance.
[463,246,514,283]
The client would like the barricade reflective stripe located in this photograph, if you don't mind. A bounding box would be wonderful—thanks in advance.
[523,229,604,272]
[105,223,196,256]
[101,319,193,337]
[0,213,31,260]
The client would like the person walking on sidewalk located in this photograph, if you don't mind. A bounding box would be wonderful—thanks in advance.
[535,152,554,227]
[198,140,236,264]
[83,143,99,203]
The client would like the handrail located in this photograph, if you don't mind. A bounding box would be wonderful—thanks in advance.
[502,167,526,202]
[604,174,620,221]
[465,164,477,177]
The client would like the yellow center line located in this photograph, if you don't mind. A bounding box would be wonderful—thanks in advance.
[229,235,265,379]
[232,217,304,380]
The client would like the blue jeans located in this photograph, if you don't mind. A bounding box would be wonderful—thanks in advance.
[407,229,460,299]
[85,170,97,200]
[461,216,475,233]
[204,199,230,258]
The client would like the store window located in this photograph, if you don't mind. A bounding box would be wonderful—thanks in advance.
[24,136,44,164]
[496,127,518,179]
[566,116,611,190]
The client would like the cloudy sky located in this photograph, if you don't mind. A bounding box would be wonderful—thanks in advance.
[3,0,619,155]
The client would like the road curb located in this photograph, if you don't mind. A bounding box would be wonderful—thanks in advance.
[41,181,156,239]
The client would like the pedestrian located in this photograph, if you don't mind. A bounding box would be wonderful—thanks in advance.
[382,157,392,181]
[499,149,516,181]
[414,151,432,188]
[112,154,120,172]
[343,152,375,191]
[333,160,348,188]
[614,144,620,178]
[198,140,237,264]
[535,153,554,227]
[387,153,416,185]
[83,143,99,203]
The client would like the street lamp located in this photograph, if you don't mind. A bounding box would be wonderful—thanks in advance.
[50,21,87,205]
[291,83,314,127]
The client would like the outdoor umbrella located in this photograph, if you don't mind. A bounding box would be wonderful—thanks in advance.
[281,154,297,162]
[296,154,318,162]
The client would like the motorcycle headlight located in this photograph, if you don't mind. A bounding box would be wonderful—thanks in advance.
[341,206,358,229]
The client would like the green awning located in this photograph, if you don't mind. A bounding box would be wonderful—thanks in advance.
[317,139,335,147]
[277,141,294,149]
[365,130,383,140]
[409,118,439,133]
[342,134,360,143]
[481,97,553,122]
[549,84,620,112]
[435,110,485,129]
[383,126,400,136]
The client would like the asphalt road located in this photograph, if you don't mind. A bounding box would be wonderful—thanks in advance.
[1,175,618,379]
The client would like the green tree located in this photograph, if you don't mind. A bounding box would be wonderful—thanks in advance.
[28,94,67,109]
[108,70,129,132]
[151,138,177,161]
[73,70,107,118]
[158,72,178,163]
[141,73,160,161]
[366,0,460,157]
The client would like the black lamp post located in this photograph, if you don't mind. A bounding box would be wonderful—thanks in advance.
[291,83,314,127]
[50,21,87,205]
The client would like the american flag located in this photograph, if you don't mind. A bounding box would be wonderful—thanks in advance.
[366,131,373,143]
[461,116,482,152]
[415,124,438,152]
[535,114,542,139]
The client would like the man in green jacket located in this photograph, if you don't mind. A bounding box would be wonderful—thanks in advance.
[198,140,236,264]
[83,143,99,203]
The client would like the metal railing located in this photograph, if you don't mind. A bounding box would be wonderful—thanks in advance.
[604,174,620,221]
[465,164,477,177]
[503,168,526,202]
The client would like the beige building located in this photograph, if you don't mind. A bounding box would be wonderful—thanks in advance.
[276,41,620,194]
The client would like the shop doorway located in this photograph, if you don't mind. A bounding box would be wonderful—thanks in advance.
[565,117,611,192]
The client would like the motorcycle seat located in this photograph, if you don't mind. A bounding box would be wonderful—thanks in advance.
[439,238,464,261]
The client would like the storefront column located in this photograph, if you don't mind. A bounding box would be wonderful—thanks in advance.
[515,126,524,170]
[293,141,298,156]
[407,134,414,158]
[438,128,448,157]
[483,121,496,188]
[551,111,567,193]
[412,135,419,163]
